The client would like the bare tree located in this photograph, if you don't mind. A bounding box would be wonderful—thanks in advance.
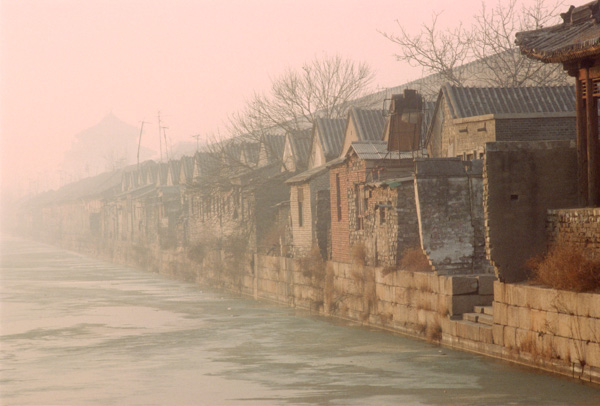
[381,0,569,92]
[206,55,374,173]
[232,55,373,137]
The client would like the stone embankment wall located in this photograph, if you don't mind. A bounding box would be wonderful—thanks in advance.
[547,208,600,256]
[493,282,600,382]
[48,236,600,385]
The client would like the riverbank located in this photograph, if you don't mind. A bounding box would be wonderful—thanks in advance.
[51,236,600,386]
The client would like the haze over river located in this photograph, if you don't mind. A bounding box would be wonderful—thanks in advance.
[1,237,599,405]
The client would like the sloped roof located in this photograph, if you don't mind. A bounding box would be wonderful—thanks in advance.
[441,83,575,119]
[168,160,180,184]
[285,165,329,184]
[262,134,286,162]
[179,155,194,183]
[314,117,346,159]
[290,129,312,168]
[516,1,600,63]
[350,141,417,160]
[25,168,124,206]
[350,107,387,141]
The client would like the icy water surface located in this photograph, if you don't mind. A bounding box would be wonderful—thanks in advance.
[1,237,599,405]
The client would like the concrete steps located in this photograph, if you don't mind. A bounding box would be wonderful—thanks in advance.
[463,312,494,325]
[474,305,493,316]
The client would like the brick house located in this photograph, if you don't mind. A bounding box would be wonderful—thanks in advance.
[329,141,414,263]
[183,135,291,254]
[285,118,346,258]
[425,83,576,159]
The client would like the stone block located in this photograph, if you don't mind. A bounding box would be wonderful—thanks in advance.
[515,328,533,350]
[553,336,571,362]
[569,339,588,365]
[446,275,479,295]
[477,274,496,295]
[586,342,600,368]
[589,293,600,319]
[493,301,508,325]
[552,290,578,315]
[456,320,480,341]
[556,313,574,338]
[441,317,457,337]
[480,326,493,344]
[393,304,410,324]
[493,281,505,303]
[506,305,520,328]
[575,292,593,318]
[517,306,533,331]
[396,271,414,289]
[529,309,547,332]
[395,287,410,305]
[544,311,559,335]
[492,324,504,346]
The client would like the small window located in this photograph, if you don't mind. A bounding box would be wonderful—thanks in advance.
[379,206,386,225]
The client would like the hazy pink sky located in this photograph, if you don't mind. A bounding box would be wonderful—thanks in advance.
[0,0,564,196]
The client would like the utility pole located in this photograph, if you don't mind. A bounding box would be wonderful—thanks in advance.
[157,111,163,162]
[191,134,202,151]
[162,125,170,162]
[137,120,149,169]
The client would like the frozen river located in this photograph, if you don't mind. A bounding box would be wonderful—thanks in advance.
[1,237,599,405]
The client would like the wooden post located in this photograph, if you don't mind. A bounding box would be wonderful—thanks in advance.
[576,74,589,206]
[585,68,600,206]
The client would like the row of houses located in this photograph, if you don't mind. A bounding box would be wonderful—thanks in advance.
[19,82,579,285]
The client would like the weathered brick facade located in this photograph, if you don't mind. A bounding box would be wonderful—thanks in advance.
[414,158,488,275]
[427,85,576,159]
[352,179,420,266]
[547,208,600,256]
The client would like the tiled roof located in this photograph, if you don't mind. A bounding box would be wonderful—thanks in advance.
[350,107,387,141]
[314,117,346,160]
[441,83,575,119]
[516,1,600,63]
[350,141,417,160]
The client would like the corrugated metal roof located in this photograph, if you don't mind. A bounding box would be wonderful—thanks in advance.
[350,141,416,160]
[351,107,386,141]
[314,117,346,159]
[290,130,312,168]
[262,134,286,162]
[169,160,180,184]
[179,155,194,183]
[442,83,575,119]
[516,1,600,63]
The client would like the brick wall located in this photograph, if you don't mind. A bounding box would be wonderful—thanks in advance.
[414,158,486,274]
[547,208,600,256]
[351,181,420,267]
[483,141,579,283]
[329,158,360,263]
[496,117,576,142]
